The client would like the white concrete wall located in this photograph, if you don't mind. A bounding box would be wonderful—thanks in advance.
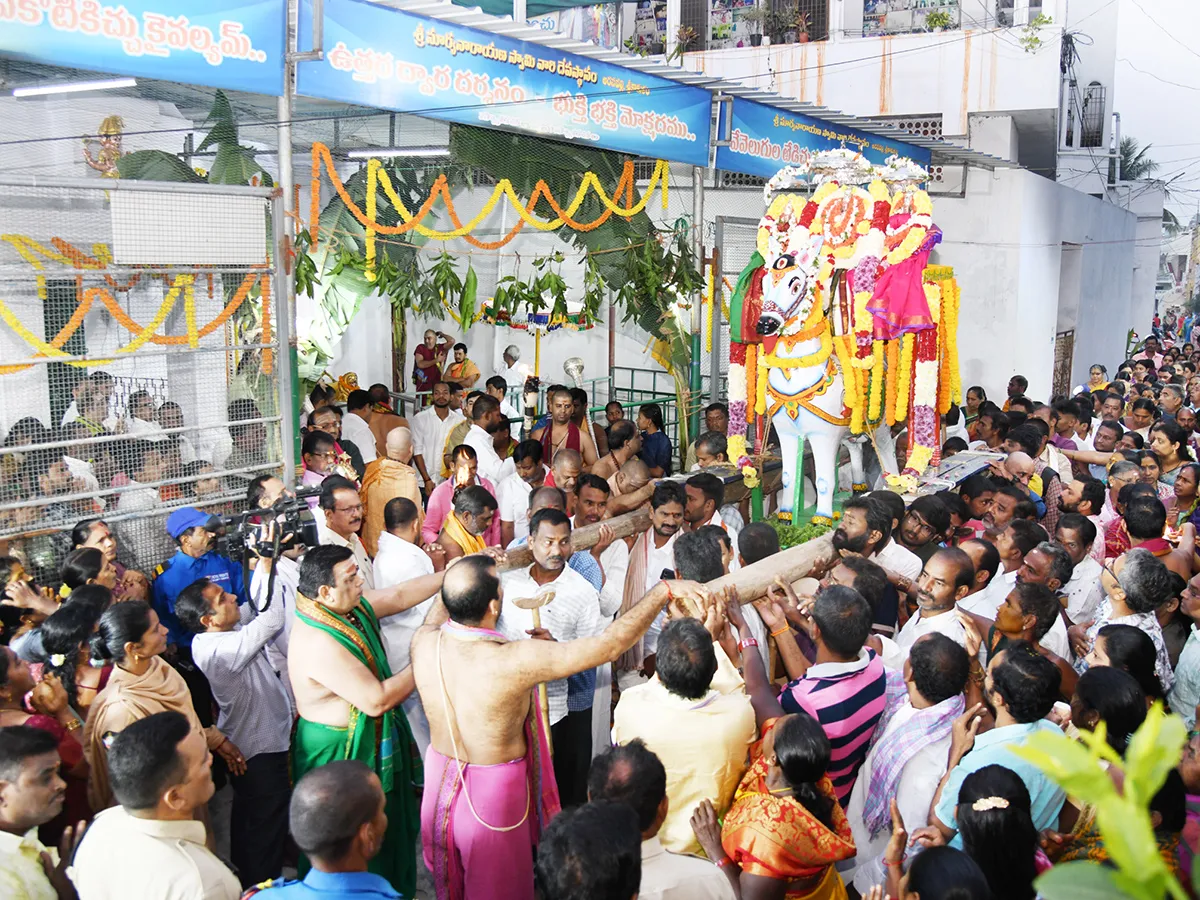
[683,27,1063,140]
[934,166,1137,400]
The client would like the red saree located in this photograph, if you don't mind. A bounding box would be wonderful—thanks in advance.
[721,719,856,899]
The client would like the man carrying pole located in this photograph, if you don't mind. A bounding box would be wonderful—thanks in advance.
[412,555,710,900]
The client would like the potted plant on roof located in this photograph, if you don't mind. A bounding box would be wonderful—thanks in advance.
[794,9,811,42]
[925,8,952,31]
[742,3,770,45]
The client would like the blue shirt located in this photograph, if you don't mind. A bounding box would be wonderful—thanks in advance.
[151,550,247,647]
[933,719,1067,847]
[506,537,603,711]
[255,869,401,898]
[639,430,673,476]
[1170,626,1200,732]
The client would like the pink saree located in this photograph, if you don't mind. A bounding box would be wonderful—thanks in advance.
[421,622,561,900]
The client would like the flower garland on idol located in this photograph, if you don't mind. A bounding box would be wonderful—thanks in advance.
[725,152,963,498]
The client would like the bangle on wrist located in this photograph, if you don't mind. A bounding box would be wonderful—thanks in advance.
[883,857,906,868]
[738,637,759,651]
[769,625,790,638]
[715,855,734,869]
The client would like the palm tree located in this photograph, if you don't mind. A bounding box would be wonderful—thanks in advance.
[1110,136,1159,182]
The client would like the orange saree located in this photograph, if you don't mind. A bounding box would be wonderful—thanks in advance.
[720,719,856,900]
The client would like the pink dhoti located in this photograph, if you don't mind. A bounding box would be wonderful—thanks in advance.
[421,703,560,900]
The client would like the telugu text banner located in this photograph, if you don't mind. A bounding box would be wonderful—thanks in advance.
[715,97,931,180]
[0,0,285,96]
[296,0,713,166]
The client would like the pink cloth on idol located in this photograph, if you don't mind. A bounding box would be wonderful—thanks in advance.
[867,222,942,341]
[421,477,501,547]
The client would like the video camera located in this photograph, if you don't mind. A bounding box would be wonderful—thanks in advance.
[214,485,322,562]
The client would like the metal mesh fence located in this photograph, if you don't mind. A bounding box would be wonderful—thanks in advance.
[0,177,284,582]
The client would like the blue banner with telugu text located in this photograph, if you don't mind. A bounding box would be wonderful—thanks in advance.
[0,0,285,96]
[296,0,712,166]
[716,97,931,179]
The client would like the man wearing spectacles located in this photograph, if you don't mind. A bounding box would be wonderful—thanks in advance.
[316,475,375,589]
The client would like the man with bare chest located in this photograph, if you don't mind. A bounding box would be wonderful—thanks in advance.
[412,556,709,900]
[289,545,446,898]
[532,388,598,469]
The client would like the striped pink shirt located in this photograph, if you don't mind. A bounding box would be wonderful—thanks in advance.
[779,649,887,805]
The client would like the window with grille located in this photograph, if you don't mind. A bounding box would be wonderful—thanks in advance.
[719,171,767,189]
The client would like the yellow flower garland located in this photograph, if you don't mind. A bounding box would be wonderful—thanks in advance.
[761,329,833,369]
[868,341,885,420]
[894,333,914,421]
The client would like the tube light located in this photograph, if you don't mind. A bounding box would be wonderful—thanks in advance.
[13,78,138,98]
[346,146,450,159]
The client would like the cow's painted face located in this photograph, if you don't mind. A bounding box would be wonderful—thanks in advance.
[757,253,816,336]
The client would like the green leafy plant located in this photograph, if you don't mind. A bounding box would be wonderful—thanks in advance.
[769,519,833,549]
[623,35,651,57]
[924,9,952,29]
[666,25,698,63]
[1010,703,1188,900]
[1019,13,1053,52]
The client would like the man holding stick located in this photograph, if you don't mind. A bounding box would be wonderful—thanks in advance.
[412,555,711,900]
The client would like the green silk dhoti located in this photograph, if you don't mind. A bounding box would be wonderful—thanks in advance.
[292,594,421,897]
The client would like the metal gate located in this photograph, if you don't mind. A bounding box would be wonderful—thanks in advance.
[0,176,291,580]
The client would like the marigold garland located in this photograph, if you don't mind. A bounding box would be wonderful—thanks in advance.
[884,338,899,424]
[309,142,671,268]
[894,334,914,421]
[762,329,833,369]
[745,343,758,425]
[868,340,885,421]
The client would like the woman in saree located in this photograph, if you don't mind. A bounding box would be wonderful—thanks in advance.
[963,386,986,441]
[690,592,855,900]
[1167,463,1200,531]
[1152,420,1195,490]
[83,600,244,812]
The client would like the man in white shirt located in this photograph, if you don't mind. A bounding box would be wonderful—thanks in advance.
[374,496,438,754]
[342,390,378,464]
[588,740,735,900]
[1012,541,1074,660]
[498,507,606,806]
[683,473,741,569]
[1059,478,1107,567]
[497,440,548,546]
[893,548,973,657]
[958,537,1002,613]
[574,473,629,756]
[315,475,374,589]
[0,726,79,900]
[73,711,242,900]
[486,375,523,431]
[463,394,516,486]
[959,519,1046,618]
[846,633,969,894]
[495,344,522,388]
[410,381,464,494]
[175,577,292,887]
[830,497,921,636]
[1056,513,1104,626]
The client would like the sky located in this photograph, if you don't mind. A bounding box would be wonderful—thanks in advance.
[1113,0,1200,222]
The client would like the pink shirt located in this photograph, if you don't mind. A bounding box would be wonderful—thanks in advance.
[422,476,501,547]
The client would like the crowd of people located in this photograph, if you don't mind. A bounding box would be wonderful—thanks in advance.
[4,328,1200,900]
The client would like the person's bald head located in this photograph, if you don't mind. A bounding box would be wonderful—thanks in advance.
[529,485,567,515]
[441,555,502,625]
[1004,451,1036,486]
[385,427,413,463]
[551,449,582,494]
[616,458,650,493]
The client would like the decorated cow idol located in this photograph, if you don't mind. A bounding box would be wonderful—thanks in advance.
[725,151,963,523]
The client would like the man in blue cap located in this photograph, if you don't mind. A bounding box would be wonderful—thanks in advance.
[152,507,247,650]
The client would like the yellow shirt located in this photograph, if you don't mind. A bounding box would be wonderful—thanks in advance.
[0,827,57,900]
[612,646,755,856]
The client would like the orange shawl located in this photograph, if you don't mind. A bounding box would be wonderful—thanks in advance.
[721,719,856,899]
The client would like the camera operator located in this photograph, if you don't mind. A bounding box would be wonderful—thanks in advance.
[246,474,310,688]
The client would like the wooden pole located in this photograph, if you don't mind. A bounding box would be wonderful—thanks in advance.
[707,533,836,605]
[497,507,652,572]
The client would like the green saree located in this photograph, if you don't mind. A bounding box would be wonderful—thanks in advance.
[293,593,421,896]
